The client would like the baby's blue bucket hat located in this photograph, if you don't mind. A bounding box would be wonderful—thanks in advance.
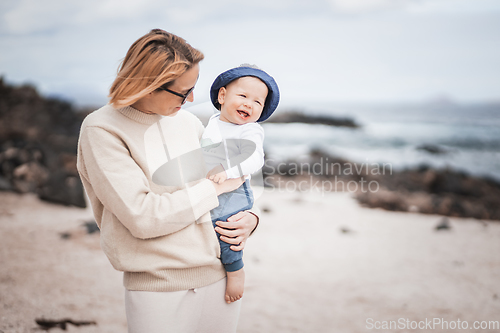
[210,66,280,122]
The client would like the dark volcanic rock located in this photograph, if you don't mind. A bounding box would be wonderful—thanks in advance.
[38,171,86,208]
[356,165,500,221]
[0,78,88,207]
[265,147,500,221]
[266,111,359,128]
[417,144,449,155]
[83,220,100,234]
[435,217,451,231]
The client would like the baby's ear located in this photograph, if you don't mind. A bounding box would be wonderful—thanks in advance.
[218,87,226,105]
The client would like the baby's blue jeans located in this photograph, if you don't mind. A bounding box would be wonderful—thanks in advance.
[211,179,254,272]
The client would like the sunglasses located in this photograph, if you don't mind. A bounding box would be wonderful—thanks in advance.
[159,85,195,104]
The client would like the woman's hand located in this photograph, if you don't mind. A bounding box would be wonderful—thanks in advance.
[214,211,258,251]
[211,177,244,196]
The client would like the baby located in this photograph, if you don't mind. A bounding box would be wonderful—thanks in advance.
[201,65,279,303]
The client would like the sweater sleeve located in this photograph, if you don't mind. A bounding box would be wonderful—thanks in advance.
[78,125,219,240]
[225,124,265,179]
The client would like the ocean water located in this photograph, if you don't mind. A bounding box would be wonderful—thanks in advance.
[262,102,500,181]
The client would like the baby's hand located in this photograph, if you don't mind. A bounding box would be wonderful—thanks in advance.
[207,164,227,184]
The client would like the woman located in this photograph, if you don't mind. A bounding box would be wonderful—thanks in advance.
[76,29,259,333]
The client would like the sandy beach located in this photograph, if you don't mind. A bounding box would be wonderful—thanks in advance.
[1,189,499,333]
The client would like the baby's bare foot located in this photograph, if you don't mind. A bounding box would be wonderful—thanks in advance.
[225,269,245,304]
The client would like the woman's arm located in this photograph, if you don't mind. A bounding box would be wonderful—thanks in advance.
[78,125,231,240]
[214,210,259,251]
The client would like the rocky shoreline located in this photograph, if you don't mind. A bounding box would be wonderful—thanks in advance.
[0,78,88,207]
[356,165,500,221]
[2,79,498,221]
[263,148,500,221]
[266,110,360,128]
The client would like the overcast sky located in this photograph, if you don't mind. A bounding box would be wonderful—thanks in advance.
[1,0,499,108]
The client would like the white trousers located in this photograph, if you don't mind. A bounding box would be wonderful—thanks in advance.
[124,278,241,333]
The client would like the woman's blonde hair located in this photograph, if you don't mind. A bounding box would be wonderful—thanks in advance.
[109,29,204,107]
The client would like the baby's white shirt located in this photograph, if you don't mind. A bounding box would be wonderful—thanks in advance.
[201,114,265,179]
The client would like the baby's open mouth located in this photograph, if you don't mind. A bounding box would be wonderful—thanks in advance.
[237,110,250,118]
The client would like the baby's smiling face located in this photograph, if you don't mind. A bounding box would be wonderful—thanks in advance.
[217,76,268,125]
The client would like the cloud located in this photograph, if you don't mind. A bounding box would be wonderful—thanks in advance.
[0,0,327,35]
[0,0,499,105]
[327,0,500,15]
[328,0,416,14]
[2,0,78,34]
[406,0,500,14]
[2,0,500,36]
[1,0,178,34]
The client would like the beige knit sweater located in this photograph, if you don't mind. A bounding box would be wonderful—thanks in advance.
[76,104,229,292]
